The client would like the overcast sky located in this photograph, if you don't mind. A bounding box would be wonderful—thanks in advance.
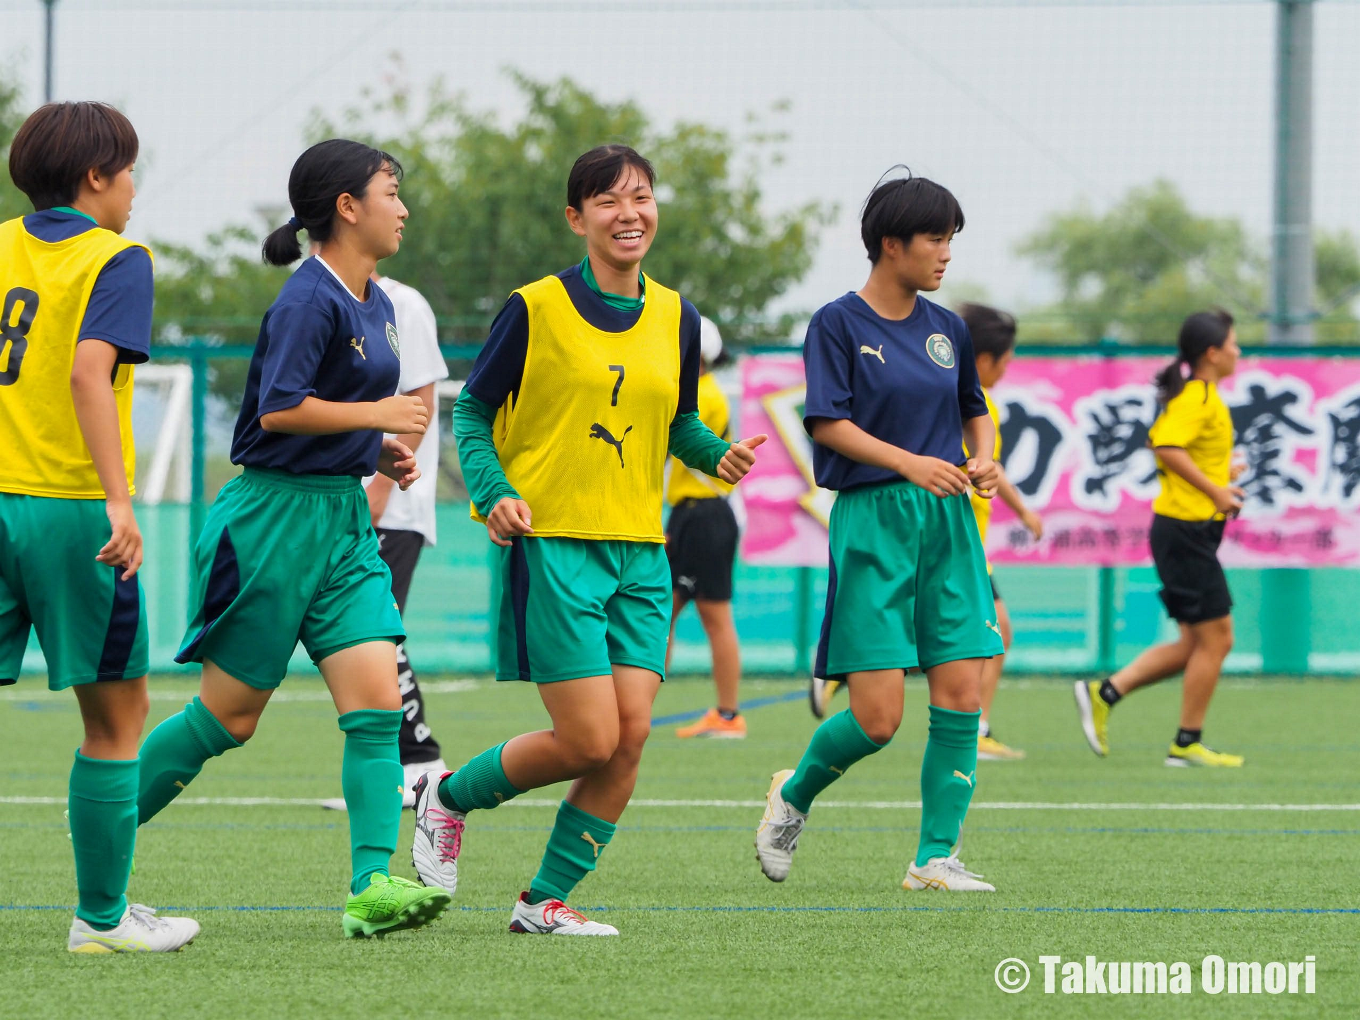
[3,0,1358,324]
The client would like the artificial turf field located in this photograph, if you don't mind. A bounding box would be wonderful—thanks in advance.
[3,674,1357,1020]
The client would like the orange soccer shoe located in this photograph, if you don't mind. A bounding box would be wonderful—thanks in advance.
[676,708,747,739]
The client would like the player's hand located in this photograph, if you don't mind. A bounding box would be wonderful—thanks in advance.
[1213,485,1245,517]
[1230,452,1249,481]
[373,394,428,435]
[377,438,420,491]
[717,434,768,484]
[900,453,970,498]
[99,498,143,580]
[487,497,534,547]
[1020,508,1044,540]
[965,457,1000,499]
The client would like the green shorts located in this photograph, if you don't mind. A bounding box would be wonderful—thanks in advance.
[176,468,404,690]
[814,481,1003,678]
[0,492,149,690]
[496,537,669,683]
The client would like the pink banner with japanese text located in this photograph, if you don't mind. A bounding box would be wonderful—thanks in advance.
[740,353,1360,567]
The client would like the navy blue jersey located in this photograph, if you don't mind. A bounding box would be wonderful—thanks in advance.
[803,292,988,491]
[464,263,703,417]
[231,257,401,476]
[24,209,153,364]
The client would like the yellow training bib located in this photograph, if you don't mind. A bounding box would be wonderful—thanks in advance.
[0,217,149,498]
[473,273,683,541]
[666,372,733,505]
[965,388,1002,549]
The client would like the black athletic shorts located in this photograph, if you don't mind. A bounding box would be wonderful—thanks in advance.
[1149,514,1232,625]
[666,497,738,603]
[989,572,1001,602]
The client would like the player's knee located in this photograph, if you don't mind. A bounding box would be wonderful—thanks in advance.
[218,711,261,744]
[858,710,902,745]
[616,715,652,758]
[564,726,618,771]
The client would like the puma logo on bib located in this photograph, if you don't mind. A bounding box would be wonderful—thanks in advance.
[589,423,633,468]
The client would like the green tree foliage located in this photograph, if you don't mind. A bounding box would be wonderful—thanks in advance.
[0,74,30,221]
[1018,180,1360,344]
[154,72,833,347]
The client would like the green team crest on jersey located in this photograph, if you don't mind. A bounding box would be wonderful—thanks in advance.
[386,322,400,357]
[925,333,955,369]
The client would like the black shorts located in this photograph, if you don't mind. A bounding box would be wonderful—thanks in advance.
[1149,514,1233,625]
[666,497,738,603]
[989,572,1001,602]
[376,528,423,612]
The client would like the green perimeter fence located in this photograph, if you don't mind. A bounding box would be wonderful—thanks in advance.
[18,343,1360,679]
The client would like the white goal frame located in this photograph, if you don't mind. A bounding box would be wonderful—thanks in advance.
[135,364,193,504]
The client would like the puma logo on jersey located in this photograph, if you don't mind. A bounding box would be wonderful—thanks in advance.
[860,344,885,363]
[986,619,1002,637]
[580,831,605,859]
[589,423,633,468]
[350,337,366,360]
[953,770,975,788]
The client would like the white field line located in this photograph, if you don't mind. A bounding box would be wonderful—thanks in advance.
[2,796,1357,812]
[0,680,480,703]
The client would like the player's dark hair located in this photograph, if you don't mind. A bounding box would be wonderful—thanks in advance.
[567,145,655,211]
[860,168,964,264]
[7,101,139,211]
[959,303,1016,359]
[262,139,404,266]
[1155,308,1235,403]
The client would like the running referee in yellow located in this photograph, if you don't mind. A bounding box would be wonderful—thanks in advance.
[1075,309,1246,767]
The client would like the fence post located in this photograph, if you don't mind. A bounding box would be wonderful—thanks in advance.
[1260,569,1311,674]
[189,346,207,543]
[1096,565,1117,675]
[793,565,812,675]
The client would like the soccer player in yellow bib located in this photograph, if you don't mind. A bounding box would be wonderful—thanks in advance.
[1074,310,1246,768]
[0,102,198,952]
[959,304,1044,761]
[668,317,747,739]
[418,145,765,935]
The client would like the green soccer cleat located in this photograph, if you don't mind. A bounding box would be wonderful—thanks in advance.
[342,873,451,939]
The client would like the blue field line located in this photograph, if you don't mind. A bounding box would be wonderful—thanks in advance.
[652,689,804,726]
[4,903,1357,916]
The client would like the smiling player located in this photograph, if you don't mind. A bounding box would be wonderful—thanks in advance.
[415,144,765,935]
[755,170,1004,893]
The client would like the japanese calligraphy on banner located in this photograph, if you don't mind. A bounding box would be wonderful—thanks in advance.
[740,353,1360,567]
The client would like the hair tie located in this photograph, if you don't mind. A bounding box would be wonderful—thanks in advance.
[287,215,302,231]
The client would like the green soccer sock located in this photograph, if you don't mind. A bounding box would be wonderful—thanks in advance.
[69,751,138,930]
[528,800,616,904]
[916,704,982,867]
[781,709,888,815]
[437,741,523,813]
[137,696,242,825]
[339,709,403,896]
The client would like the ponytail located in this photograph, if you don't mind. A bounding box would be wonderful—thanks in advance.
[262,216,303,267]
[1156,308,1235,405]
[1154,356,1188,404]
[259,139,403,267]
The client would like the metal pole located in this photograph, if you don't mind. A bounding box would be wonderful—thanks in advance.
[1264,1,1314,675]
[1269,0,1314,344]
[42,0,56,103]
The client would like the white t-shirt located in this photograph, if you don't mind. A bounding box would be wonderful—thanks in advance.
[363,275,449,546]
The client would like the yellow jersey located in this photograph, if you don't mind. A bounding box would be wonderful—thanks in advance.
[0,216,149,498]
[666,372,733,505]
[965,388,1002,552]
[472,272,682,542]
[1149,378,1234,521]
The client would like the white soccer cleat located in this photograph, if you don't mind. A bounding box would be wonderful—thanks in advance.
[754,769,806,882]
[903,855,996,892]
[403,758,447,809]
[319,797,348,812]
[68,903,200,953]
[508,893,618,936]
[410,769,463,896]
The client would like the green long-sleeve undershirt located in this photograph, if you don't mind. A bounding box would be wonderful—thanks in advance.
[452,390,730,518]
